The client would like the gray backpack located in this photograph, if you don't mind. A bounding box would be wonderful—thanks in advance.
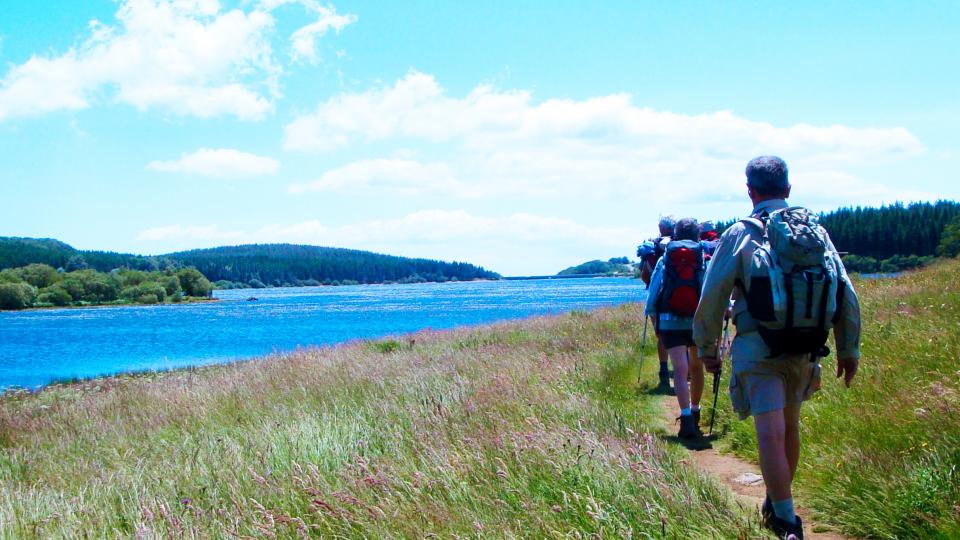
[740,207,843,358]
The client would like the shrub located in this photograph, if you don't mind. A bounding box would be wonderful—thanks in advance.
[248,279,267,289]
[121,282,167,304]
[176,268,213,297]
[82,275,121,302]
[16,263,59,288]
[58,278,85,301]
[37,286,72,307]
[117,269,150,287]
[137,293,159,305]
[0,282,37,310]
[938,215,960,258]
[157,275,182,296]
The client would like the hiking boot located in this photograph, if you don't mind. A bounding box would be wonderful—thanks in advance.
[768,515,803,540]
[692,408,701,427]
[677,414,702,439]
[656,372,674,395]
[761,496,774,527]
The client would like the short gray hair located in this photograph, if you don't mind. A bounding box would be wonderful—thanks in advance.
[745,156,790,197]
[674,218,700,241]
[658,215,676,235]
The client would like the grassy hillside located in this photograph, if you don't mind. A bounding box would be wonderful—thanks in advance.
[0,306,752,538]
[707,259,960,539]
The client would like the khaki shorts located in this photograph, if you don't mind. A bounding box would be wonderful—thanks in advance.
[729,332,822,420]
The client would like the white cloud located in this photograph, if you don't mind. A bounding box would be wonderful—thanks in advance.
[137,224,245,242]
[147,148,279,178]
[288,158,472,195]
[283,71,928,207]
[259,0,356,63]
[136,210,643,275]
[0,0,355,122]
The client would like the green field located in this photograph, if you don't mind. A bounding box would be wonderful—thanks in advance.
[1,261,957,538]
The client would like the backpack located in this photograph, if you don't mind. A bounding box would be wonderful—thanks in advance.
[637,240,656,286]
[637,236,670,287]
[700,238,719,261]
[740,207,844,358]
[656,239,704,317]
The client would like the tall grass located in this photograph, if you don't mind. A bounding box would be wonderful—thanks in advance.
[708,259,960,539]
[0,305,756,538]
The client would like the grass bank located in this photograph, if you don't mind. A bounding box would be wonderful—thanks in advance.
[0,305,755,538]
[707,259,960,539]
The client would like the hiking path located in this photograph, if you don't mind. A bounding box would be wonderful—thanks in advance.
[655,396,851,540]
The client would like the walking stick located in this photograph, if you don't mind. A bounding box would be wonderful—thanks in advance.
[708,370,721,436]
[637,315,649,384]
[708,316,731,436]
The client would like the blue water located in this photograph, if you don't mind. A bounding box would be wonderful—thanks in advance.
[0,278,646,390]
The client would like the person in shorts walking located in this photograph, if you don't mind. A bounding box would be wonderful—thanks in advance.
[645,217,707,438]
[693,156,861,540]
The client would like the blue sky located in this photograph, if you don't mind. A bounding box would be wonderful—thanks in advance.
[1,0,958,275]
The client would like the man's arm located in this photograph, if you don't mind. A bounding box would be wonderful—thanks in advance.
[693,227,743,358]
[827,239,862,386]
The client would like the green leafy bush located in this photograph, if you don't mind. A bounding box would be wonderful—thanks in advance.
[0,282,37,309]
[176,268,212,297]
[37,286,72,307]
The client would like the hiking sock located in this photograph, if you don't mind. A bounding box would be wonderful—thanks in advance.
[691,404,701,412]
[680,407,692,416]
[771,498,797,526]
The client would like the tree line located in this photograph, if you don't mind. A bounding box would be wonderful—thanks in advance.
[0,238,501,290]
[0,264,213,310]
[168,244,500,288]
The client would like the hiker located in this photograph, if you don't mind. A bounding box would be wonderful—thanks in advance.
[637,215,677,393]
[699,221,720,261]
[645,217,707,438]
[693,156,861,540]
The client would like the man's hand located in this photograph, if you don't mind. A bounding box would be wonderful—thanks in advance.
[702,355,722,374]
[836,357,859,387]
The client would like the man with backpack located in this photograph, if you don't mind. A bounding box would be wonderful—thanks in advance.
[645,217,707,438]
[693,156,861,540]
[637,216,678,394]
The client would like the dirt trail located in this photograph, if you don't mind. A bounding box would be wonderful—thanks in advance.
[656,397,851,540]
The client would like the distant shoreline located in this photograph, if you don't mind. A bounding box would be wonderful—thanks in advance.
[8,296,219,313]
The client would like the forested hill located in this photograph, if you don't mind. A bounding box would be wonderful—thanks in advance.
[557,257,632,276]
[0,238,500,288]
[167,244,499,287]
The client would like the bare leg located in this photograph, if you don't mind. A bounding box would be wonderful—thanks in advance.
[688,347,704,407]
[754,409,792,501]
[783,403,801,478]
[668,346,690,411]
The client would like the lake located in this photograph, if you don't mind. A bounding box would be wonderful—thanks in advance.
[0,277,647,390]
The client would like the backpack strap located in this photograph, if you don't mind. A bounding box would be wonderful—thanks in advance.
[740,216,765,230]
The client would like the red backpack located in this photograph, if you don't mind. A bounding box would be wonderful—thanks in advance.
[656,240,705,317]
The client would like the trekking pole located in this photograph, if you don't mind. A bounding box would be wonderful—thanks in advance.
[708,369,721,436]
[708,315,731,436]
[637,315,649,384]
